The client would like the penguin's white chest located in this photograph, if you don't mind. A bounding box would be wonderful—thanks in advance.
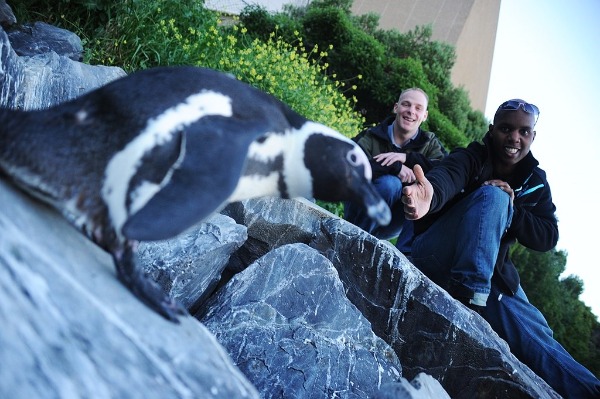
[227,131,312,203]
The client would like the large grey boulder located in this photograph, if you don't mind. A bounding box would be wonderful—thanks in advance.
[222,198,561,399]
[0,178,260,399]
[138,214,247,313]
[0,0,16,28]
[0,23,124,110]
[199,243,403,398]
[8,21,84,61]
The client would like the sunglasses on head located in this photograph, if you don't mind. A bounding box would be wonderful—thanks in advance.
[498,99,540,118]
[497,100,540,125]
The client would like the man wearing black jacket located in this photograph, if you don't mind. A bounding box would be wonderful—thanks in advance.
[344,88,445,242]
[402,99,600,398]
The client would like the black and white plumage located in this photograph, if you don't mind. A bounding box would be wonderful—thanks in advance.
[0,66,390,322]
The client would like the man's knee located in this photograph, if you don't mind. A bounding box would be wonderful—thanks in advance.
[373,175,403,202]
[477,185,511,208]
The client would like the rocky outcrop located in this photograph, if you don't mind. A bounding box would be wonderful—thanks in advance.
[220,198,560,398]
[0,10,124,110]
[0,5,561,398]
[0,179,260,399]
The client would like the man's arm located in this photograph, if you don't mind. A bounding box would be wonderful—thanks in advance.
[404,136,446,172]
[356,134,404,179]
[373,152,415,183]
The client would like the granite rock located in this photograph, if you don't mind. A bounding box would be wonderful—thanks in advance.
[138,214,247,313]
[0,0,15,28]
[8,21,84,61]
[221,197,561,399]
[0,24,124,110]
[0,178,260,399]
[199,243,403,398]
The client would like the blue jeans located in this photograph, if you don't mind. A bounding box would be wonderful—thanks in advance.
[485,284,600,398]
[344,174,410,240]
[410,186,600,397]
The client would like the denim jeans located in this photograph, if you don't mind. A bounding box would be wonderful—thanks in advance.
[411,185,512,305]
[484,284,600,398]
[410,186,600,397]
[344,174,408,240]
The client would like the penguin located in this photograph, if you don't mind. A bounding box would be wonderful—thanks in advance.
[0,66,391,322]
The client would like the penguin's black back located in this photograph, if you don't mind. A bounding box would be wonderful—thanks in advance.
[90,66,307,133]
[0,66,314,241]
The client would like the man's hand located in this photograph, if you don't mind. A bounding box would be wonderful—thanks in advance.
[373,152,415,183]
[401,164,433,220]
[398,165,416,183]
[373,152,407,166]
[483,179,514,204]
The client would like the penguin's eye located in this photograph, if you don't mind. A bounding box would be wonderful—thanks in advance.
[346,147,372,180]
[346,150,361,166]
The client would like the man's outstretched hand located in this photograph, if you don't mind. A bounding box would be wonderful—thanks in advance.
[401,164,434,220]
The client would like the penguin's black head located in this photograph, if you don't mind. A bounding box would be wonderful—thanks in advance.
[300,124,391,226]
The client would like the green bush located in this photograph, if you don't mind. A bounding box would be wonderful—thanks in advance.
[191,25,366,137]
[238,4,301,43]
[301,6,385,103]
[426,108,470,150]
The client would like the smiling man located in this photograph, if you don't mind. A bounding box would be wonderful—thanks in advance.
[344,88,446,241]
[402,99,600,398]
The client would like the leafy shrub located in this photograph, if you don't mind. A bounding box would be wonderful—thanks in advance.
[425,108,469,150]
[154,16,365,137]
[238,4,301,43]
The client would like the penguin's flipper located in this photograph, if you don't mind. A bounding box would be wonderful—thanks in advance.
[114,241,187,322]
[122,116,263,241]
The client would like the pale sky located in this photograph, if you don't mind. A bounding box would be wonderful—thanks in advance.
[485,0,600,317]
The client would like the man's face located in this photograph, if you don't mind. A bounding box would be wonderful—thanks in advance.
[393,90,428,135]
[489,108,536,167]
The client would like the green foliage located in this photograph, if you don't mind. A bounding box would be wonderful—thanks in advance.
[375,25,456,92]
[238,5,301,43]
[86,0,219,70]
[13,0,112,16]
[192,26,365,136]
[437,86,470,131]
[465,110,489,142]
[317,200,344,218]
[425,109,470,150]
[301,5,385,89]
[12,0,111,35]
[310,0,354,13]
[352,12,381,35]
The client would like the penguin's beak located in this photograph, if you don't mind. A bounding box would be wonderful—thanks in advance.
[351,178,391,226]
